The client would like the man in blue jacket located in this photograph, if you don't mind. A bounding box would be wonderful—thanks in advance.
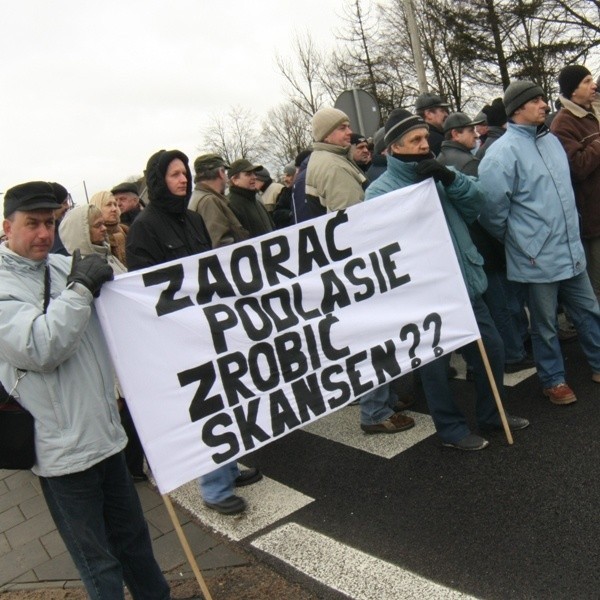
[366,109,529,450]
[0,182,170,600]
[479,80,600,405]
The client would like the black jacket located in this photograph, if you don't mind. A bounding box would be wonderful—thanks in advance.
[227,186,274,238]
[126,149,211,270]
[126,204,211,271]
[428,125,445,156]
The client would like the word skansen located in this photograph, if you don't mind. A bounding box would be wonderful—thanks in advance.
[142,211,412,354]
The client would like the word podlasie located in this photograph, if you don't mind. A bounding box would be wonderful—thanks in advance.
[96,181,480,492]
[141,211,427,464]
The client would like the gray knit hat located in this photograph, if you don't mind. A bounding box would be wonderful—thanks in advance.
[311,107,349,142]
[503,80,544,117]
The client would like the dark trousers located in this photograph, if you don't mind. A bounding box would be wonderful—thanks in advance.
[39,452,170,600]
[420,295,504,442]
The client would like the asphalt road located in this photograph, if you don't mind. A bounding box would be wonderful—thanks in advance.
[179,336,599,600]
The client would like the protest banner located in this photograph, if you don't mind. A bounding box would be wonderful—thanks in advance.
[96,179,481,494]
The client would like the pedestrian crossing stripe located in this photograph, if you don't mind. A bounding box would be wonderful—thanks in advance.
[252,522,479,600]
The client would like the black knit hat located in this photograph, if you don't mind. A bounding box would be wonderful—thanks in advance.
[384,109,427,147]
[558,65,592,99]
[503,80,545,116]
[482,98,507,127]
[350,133,367,145]
[145,149,192,212]
[4,181,62,218]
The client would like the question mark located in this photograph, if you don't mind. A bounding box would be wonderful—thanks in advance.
[423,312,443,357]
[400,323,422,368]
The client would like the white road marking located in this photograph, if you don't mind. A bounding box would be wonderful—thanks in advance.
[167,472,313,541]
[302,408,436,458]
[252,523,479,600]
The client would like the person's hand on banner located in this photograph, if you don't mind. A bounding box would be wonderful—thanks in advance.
[67,250,114,297]
[415,159,456,187]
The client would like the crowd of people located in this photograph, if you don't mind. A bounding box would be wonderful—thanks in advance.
[1,62,600,598]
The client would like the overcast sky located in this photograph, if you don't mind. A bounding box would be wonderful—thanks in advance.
[1,1,347,204]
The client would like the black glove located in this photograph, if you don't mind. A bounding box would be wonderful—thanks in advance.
[67,250,114,297]
[414,159,456,187]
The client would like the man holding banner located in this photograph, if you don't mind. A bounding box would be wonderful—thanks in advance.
[0,182,170,600]
[366,109,529,450]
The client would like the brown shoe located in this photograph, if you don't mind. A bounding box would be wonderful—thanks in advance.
[592,373,600,384]
[543,383,577,405]
[361,412,415,434]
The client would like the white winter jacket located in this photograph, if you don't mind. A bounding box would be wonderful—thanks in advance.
[0,244,126,476]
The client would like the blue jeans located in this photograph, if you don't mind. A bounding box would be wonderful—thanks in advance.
[527,272,600,387]
[39,452,170,600]
[199,463,240,503]
[359,384,397,425]
[419,296,504,443]
[484,271,527,364]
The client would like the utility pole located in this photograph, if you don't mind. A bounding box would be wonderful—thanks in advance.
[403,0,428,93]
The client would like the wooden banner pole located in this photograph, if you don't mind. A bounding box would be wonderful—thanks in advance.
[162,493,214,600]
[476,338,513,445]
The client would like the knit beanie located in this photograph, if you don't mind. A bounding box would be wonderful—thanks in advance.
[384,109,427,147]
[311,107,349,142]
[503,80,545,117]
[558,65,591,99]
[482,98,507,127]
[145,149,192,213]
[350,133,367,145]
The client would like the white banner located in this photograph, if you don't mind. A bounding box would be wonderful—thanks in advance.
[96,179,480,493]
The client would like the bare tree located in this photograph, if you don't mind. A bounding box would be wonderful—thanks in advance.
[260,102,312,170]
[275,33,331,117]
[200,106,265,164]
[322,0,415,118]
[534,0,600,60]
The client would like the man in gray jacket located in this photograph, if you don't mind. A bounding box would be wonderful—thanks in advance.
[0,181,170,600]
